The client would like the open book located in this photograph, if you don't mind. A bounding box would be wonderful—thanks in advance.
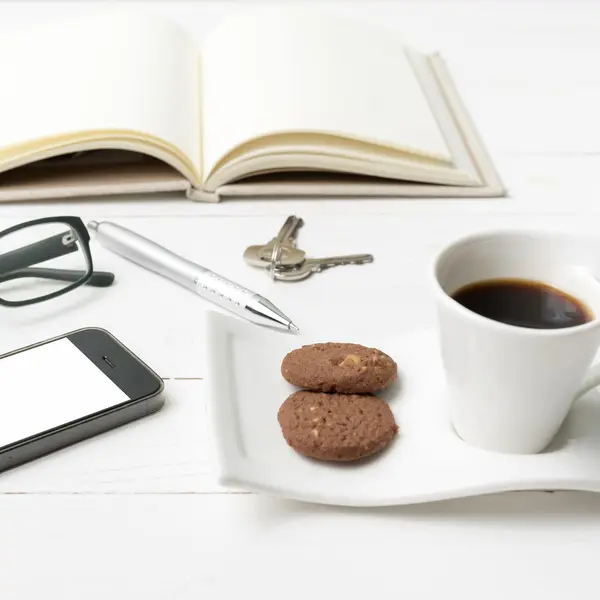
[0,7,504,202]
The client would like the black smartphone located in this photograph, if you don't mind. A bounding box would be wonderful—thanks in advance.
[0,326,164,473]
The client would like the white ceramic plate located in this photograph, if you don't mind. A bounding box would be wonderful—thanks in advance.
[204,311,600,507]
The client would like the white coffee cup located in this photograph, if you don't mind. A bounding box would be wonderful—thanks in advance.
[432,229,600,454]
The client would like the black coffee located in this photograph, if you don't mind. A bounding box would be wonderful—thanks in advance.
[451,278,593,329]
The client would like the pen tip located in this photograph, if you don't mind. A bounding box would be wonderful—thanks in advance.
[289,323,299,333]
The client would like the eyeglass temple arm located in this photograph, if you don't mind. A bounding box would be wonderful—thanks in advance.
[0,232,77,275]
[0,268,114,287]
[0,231,114,286]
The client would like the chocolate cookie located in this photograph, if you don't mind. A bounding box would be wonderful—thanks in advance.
[277,391,398,462]
[281,343,397,394]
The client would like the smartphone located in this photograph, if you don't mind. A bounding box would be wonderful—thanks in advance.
[0,326,164,473]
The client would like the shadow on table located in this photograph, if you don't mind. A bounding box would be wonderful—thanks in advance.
[244,489,600,529]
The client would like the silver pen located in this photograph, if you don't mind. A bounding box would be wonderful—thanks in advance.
[87,220,298,332]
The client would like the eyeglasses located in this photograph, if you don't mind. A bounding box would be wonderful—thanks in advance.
[0,216,114,306]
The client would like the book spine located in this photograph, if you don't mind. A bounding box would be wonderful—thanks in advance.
[186,186,221,203]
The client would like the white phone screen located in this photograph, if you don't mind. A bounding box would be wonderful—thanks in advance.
[0,337,129,447]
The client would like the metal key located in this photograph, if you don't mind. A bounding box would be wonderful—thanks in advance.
[243,216,305,268]
[271,253,374,281]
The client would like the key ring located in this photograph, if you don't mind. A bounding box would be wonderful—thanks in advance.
[268,240,285,280]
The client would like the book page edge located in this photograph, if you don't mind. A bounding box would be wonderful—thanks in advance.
[426,53,506,196]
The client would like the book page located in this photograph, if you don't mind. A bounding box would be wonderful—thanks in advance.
[0,8,201,179]
[201,7,451,179]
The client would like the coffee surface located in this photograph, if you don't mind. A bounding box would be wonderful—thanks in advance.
[452,278,593,329]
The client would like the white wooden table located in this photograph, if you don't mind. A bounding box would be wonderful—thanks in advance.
[0,1,598,597]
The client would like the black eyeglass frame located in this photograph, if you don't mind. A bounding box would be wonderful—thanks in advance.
[0,216,110,307]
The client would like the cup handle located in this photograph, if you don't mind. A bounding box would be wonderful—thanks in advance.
[577,362,600,399]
